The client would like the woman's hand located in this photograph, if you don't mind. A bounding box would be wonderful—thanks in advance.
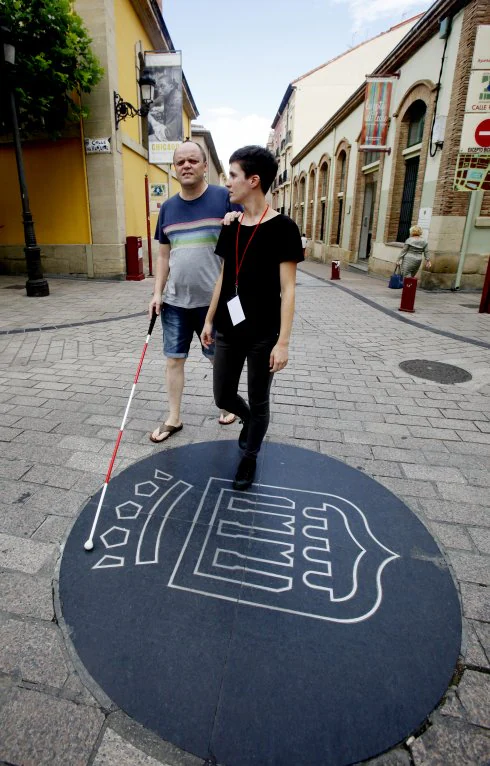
[269,342,288,372]
[200,321,214,349]
[222,211,241,226]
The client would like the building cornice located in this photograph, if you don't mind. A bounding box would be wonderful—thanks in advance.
[292,0,470,165]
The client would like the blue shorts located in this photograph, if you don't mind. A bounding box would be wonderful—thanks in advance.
[161,302,215,359]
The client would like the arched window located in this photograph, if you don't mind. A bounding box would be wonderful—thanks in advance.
[315,161,329,241]
[299,176,306,231]
[306,167,316,238]
[406,100,426,147]
[339,152,346,193]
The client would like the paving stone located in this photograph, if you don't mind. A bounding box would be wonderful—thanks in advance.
[429,522,474,551]
[0,425,23,441]
[418,499,490,528]
[55,435,107,452]
[474,622,490,665]
[0,616,68,686]
[93,728,172,766]
[0,457,33,480]
[377,477,438,498]
[353,459,403,478]
[0,571,53,620]
[410,720,490,765]
[467,528,490,555]
[0,503,46,537]
[32,514,72,544]
[460,582,490,622]
[22,485,88,516]
[61,671,100,707]
[462,469,490,488]
[0,686,104,766]
[22,464,83,489]
[0,533,55,573]
[436,483,490,507]
[359,747,411,765]
[466,621,490,670]
[402,464,465,483]
[457,670,490,728]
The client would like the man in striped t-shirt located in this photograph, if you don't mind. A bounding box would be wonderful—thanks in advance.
[148,140,239,443]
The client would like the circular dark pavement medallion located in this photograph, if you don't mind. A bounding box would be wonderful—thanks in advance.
[399,359,472,384]
[58,441,461,766]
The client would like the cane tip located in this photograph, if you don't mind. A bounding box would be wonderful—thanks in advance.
[84,540,94,551]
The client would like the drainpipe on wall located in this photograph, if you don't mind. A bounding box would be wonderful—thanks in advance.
[451,190,482,291]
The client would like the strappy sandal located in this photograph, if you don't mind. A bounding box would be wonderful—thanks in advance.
[149,423,183,443]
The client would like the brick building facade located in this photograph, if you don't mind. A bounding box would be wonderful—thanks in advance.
[290,0,490,290]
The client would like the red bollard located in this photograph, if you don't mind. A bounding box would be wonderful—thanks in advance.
[331,260,341,280]
[399,276,417,313]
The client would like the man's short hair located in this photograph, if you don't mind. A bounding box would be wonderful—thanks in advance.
[174,140,207,164]
[229,145,278,193]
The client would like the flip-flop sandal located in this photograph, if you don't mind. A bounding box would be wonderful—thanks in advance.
[218,414,237,425]
[149,423,183,443]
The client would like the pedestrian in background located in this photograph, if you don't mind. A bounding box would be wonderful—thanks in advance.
[397,225,431,277]
[301,232,308,257]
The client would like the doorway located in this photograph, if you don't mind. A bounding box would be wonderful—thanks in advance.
[358,174,377,260]
[397,156,420,242]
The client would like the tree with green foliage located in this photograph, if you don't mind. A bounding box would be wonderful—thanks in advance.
[0,0,104,136]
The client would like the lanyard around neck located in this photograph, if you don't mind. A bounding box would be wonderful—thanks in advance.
[235,205,269,293]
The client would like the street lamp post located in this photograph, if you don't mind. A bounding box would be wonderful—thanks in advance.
[1,26,49,297]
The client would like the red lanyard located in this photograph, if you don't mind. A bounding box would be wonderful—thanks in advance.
[235,205,269,294]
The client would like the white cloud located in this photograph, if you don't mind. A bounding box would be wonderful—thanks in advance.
[198,109,271,169]
[332,0,426,34]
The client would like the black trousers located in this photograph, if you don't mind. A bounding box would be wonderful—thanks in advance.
[213,331,276,458]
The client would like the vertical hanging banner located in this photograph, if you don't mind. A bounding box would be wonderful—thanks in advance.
[145,52,183,164]
[359,77,395,152]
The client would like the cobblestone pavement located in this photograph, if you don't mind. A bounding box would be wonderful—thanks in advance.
[0,267,489,766]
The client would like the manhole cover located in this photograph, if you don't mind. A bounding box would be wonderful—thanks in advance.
[399,359,472,383]
[2,284,25,290]
[59,440,461,766]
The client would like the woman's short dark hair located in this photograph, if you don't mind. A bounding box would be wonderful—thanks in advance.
[229,145,278,193]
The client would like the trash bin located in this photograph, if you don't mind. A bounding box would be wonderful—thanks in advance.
[126,236,145,281]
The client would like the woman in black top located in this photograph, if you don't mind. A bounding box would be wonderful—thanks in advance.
[201,146,303,490]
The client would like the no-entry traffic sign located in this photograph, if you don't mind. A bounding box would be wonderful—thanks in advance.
[475,118,490,148]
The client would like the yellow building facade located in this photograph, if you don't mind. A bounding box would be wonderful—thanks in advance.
[0,0,197,278]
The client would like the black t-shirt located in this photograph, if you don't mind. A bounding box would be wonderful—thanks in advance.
[214,214,304,337]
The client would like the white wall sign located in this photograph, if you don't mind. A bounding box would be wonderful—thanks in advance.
[472,25,490,70]
[85,138,111,154]
[417,207,432,238]
[465,70,490,114]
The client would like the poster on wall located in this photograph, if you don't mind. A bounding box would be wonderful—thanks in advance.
[359,77,395,152]
[150,183,168,212]
[145,51,183,164]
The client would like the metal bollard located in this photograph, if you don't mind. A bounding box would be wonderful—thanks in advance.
[331,260,341,280]
[399,276,417,313]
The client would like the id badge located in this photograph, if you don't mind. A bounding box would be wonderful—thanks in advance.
[227,295,246,326]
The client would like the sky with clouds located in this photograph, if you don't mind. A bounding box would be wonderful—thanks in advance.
[162,0,428,167]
